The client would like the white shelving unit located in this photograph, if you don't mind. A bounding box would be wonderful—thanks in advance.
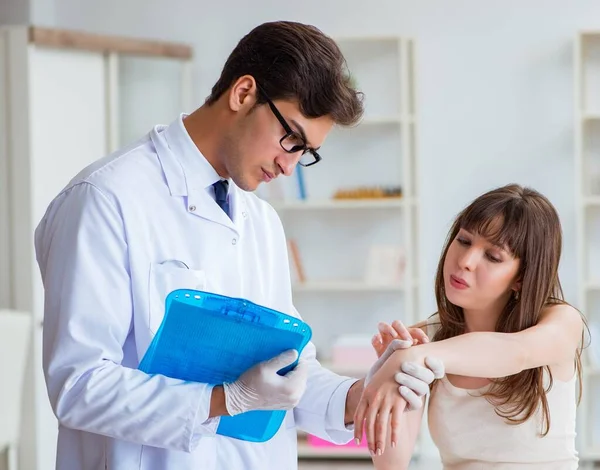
[257,35,419,461]
[0,25,193,470]
[271,198,414,210]
[293,281,406,293]
[574,31,600,465]
[584,196,600,205]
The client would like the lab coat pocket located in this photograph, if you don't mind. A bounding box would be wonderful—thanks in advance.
[148,261,206,334]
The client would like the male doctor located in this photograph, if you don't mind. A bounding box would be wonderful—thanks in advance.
[35,21,442,470]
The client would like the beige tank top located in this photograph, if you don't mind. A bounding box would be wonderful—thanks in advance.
[426,315,579,469]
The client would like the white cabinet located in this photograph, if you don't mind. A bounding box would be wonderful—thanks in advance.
[0,25,193,470]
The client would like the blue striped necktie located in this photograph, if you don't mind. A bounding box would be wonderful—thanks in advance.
[213,180,230,219]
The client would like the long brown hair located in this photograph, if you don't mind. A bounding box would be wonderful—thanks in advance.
[432,184,583,436]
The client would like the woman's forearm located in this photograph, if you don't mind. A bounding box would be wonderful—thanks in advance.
[398,331,528,378]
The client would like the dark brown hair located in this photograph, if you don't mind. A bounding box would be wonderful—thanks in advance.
[432,184,583,436]
[205,21,363,126]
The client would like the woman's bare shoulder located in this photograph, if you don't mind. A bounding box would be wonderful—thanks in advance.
[411,313,440,337]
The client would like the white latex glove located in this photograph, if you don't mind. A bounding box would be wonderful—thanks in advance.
[367,339,444,411]
[395,356,445,408]
[223,349,308,416]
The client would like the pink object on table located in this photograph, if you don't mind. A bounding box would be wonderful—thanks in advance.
[307,432,368,448]
[330,335,377,369]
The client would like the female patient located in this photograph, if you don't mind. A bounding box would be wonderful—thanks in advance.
[357,184,585,469]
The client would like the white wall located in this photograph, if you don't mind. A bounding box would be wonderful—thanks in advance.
[30,0,56,26]
[0,0,55,26]
[0,0,29,25]
[49,0,600,315]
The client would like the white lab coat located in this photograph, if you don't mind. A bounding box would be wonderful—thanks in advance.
[34,116,356,470]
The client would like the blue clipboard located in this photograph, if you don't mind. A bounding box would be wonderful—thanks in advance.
[138,289,312,442]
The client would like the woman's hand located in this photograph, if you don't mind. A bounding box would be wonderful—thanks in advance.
[366,319,430,392]
[371,320,430,358]
[356,347,444,456]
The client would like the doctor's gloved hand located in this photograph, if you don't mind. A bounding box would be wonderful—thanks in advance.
[366,338,413,386]
[223,349,308,416]
[366,320,443,411]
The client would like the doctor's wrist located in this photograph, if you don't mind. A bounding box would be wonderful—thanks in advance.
[344,379,364,425]
[209,385,230,418]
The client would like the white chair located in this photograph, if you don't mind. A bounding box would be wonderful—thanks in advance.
[0,310,32,470]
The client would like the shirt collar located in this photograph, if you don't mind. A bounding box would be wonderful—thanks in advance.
[157,113,225,196]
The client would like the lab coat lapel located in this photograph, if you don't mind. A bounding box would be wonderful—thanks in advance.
[187,187,246,240]
[228,187,246,239]
[187,188,235,230]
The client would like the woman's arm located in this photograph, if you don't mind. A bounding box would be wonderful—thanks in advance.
[354,304,583,455]
[395,304,583,378]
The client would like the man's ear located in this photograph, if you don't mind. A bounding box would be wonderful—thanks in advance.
[228,75,258,112]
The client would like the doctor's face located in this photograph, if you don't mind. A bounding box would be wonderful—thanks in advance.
[224,95,333,192]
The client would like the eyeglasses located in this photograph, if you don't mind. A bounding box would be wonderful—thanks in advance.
[257,85,322,167]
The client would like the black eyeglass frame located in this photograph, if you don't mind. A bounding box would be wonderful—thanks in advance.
[256,85,322,167]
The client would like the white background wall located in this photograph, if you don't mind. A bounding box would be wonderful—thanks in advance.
[0,0,29,25]
[3,0,598,320]
[0,0,55,26]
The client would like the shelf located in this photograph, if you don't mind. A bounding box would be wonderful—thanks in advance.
[585,282,600,291]
[580,30,600,38]
[292,281,405,293]
[297,442,371,460]
[583,196,600,207]
[272,198,413,211]
[580,448,600,461]
[582,113,600,122]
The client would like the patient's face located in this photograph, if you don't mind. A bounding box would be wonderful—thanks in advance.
[443,228,520,313]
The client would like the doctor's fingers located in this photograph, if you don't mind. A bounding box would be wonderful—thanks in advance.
[387,338,413,352]
[425,356,446,379]
[393,372,430,397]
[400,385,423,411]
[400,361,436,384]
[371,338,412,367]
[262,349,299,373]
[283,358,309,382]
[279,359,308,394]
